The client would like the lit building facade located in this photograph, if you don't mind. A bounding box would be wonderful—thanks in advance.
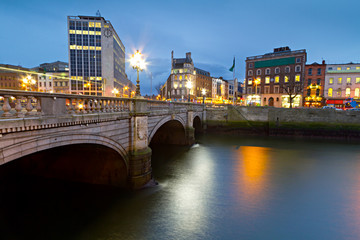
[324,63,360,108]
[0,64,37,91]
[303,61,326,107]
[67,15,129,96]
[245,47,307,107]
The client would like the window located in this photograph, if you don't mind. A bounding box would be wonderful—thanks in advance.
[265,68,270,75]
[296,57,301,63]
[285,66,290,73]
[179,76,182,80]
[355,88,360,97]
[337,67,341,70]
[337,88,341,96]
[307,89,311,96]
[248,78,252,85]
[256,86,260,94]
[347,77,351,83]
[346,67,350,70]
[284,76,289,83]
[308,79,311,86]
[357,67,360,70]
[247,87,252,94]
[275,76,279,83]
[256,69,261,75]
[328,88,333,97]
[295,65,301,72]
[308,68,312,75]
[328,67,333,70]
[248,70,253,76]
[275,67,280,74]
[316,89,320,96]
[264,86,269,94]
[249,63,253,68]
[338,77,342,84]
[265,76,270,84]
[317,68,321,75]
[329,78,333,84]
[274,86,279,93]
[174,75,177,80]
[39,82,42,87]
[357,77,360,83]
[264,97,267,102]
[295,74,300,82]
[317,79,321,85]
[346,88,351,97]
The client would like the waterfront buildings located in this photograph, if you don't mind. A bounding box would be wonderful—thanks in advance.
[40,61,69,72]
[67,15,131,96]
[324,63,360,108]
[303,61,326,107]
[245,47,307,107]
[0,64,38,91]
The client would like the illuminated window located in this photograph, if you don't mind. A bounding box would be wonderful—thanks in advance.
[265,76,270,84]
[328,88,333,97]
[347,77,351,83]
[179,84,182,88]
[356,77,360,83]
[346,88,351,97]
[96,31,101,35]
[248,78,252,85]
[82,30,89,35]
[174,75,177,80]
[337,67,341,70]
[89,22,95,27]
[329,78,333,84]
[95,22,101,28]
[179,76,183,80]
[284,76,289,83]
[355,88,360,97]
[356,67,360,70]
[338,77,342,84]
[347,67,350,70]
[185,75,188,80]
[295,74,300,82]
[275,76,279,83]
[69,30,76,34]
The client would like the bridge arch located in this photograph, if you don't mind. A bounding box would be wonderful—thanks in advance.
[1,133,129,170]
[148,115,186,143]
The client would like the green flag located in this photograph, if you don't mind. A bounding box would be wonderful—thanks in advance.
[229,57,235,72]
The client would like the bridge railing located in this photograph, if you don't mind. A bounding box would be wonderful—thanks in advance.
[0,90,131,118]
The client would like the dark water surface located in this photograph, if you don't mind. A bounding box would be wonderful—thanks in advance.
[1,135,360,240]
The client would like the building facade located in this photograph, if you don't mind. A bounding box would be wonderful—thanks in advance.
[324,63,360,108]
[67,15,129,96]
[194,67,212,101]
[40,61,69,72]
[0,64,38,91]
[303,61,326,107]
[245,47,307,108]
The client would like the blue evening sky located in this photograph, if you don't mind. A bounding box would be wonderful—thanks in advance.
[1,0,360,95]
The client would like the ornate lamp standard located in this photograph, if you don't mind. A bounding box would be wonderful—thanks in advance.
[186,81,192,102]
[112,88,119,97]
[22,75,36,91]
[201,88,206,105]
[130,50,146,97]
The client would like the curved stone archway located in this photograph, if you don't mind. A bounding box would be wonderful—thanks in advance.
[148,115,186,143]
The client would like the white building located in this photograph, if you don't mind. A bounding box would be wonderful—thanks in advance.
[68,15,131,96]
[324,63,360,107]
[37,73,54,93]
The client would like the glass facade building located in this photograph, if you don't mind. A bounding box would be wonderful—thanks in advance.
[67,15,127,96]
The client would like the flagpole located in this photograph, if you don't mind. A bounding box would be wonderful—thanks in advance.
[233,56,235,105]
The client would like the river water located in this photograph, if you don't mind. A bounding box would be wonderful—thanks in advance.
[1,134,360,239]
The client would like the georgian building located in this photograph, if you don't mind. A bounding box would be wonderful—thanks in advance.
[303,61,326,107]
[162,51,212,102]
[0,64,38,91]
[324,63,360,108]
[245,47,307,107]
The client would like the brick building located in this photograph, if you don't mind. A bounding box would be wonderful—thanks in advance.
[245,47,307,107]
[303,61,326,107]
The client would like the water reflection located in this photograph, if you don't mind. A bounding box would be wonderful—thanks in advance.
[234,146,271,214]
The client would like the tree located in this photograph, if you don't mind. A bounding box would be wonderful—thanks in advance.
[280,80,303,108]
[154,82,163,95]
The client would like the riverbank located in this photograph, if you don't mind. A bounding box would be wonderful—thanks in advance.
[205,106,360,140]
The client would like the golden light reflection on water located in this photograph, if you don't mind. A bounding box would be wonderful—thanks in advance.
[235,146,271,213]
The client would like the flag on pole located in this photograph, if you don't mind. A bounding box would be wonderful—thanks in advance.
[229,57,235,72]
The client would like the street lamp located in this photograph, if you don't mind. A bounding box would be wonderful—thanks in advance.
[202,88,206,105]
[123,86,129,97]
[186,81,192,102]
[112,88,119,97]
[22,75,36,91]
[130,50,146,97]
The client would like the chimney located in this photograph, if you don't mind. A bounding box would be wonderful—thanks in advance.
[322,60,325,65]
[186,52,191,59]
[171,50,174,68]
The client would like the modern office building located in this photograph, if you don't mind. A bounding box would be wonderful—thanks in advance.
[324,63,360,108]
[303,61,326,107]
[67,15,130,96]
[245,47,307,107]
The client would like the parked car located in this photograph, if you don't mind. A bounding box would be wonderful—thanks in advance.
[347,108,360,111]
[322,106,336,110]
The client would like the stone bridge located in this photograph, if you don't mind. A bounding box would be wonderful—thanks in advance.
[0,90,205,188]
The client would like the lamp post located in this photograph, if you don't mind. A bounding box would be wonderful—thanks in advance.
[123,86,129,97]
[112,88,119,97]
[202,88,206,105]
[130,50,145,97]
[22,75,36,91]
[186,81,192,102]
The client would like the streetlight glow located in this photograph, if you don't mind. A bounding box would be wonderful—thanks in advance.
[130,50,146,97]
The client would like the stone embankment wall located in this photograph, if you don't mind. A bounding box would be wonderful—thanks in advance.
[206,106,360,139]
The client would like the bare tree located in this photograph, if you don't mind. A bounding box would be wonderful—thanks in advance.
[154,82,163,95]
[280,81,303,108]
